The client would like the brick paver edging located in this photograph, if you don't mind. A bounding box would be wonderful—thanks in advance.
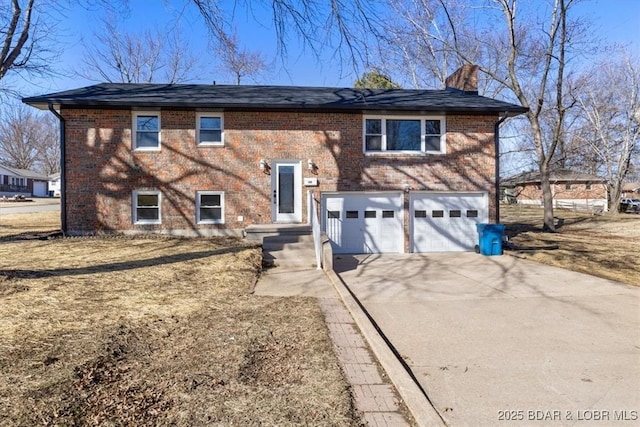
[319,298,410,426]
[323,270,446,427]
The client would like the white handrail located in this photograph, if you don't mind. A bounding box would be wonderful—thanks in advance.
[309,190,322,270]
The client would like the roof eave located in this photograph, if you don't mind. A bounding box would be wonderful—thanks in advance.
[23,98,528,115]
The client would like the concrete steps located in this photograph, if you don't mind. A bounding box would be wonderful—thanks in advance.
[245,224,312,242]
[245,224,317,270]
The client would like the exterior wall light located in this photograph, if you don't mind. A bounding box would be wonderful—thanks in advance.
[259,158,270,174]
[307,158,317,174]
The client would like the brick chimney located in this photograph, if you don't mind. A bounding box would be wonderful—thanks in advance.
[445,64,479,93]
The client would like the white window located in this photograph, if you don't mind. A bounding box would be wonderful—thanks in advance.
[133,111,161,150]
[133,190,161,224]
[196,191,224,224]
[10,177,26,186]
[196,113,224,146]
[363,116,446,154]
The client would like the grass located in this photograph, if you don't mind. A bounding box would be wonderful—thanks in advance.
[502,204,640,286]
[0,212,362,426]
[0,211,60,237]
[3,204,635,424]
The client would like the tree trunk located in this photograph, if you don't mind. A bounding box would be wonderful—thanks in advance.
[608,182,621,214]
[539,163,556,231]
[531,115,557,231]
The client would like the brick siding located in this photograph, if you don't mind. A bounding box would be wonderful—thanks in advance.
[62,108,498,236]
[516,182,607,203]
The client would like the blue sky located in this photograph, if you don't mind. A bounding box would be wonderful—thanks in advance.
[10,0,640,97]
[578,0,640,51]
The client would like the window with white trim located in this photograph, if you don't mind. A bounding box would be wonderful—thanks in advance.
[133,190,161,224]
[133,112,161,150]
[10,177,26,186]
[196,191,224,224]
[364,116,445,154]
[196,113,224,146]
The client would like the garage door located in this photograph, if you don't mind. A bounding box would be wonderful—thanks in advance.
[323,192,403,254]
[411,192,488,252]
[33,181,47,197]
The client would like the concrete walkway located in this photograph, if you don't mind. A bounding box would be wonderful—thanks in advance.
[256,267,443,426]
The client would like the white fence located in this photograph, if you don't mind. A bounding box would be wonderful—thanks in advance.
[517,198,607,213]
[308,190,322,270]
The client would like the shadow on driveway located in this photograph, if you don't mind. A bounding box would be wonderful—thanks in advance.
[334,253,640,426]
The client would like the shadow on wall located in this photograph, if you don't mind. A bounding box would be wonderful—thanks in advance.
[71,113,271,234]
[320,121,496,254]
[70,102,494,251]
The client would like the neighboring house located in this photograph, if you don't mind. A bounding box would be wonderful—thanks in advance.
[502,169,608,212]
[49,173,62,197]
[621,182,640,198]
[0,164,49,197]
[23,65,527,253]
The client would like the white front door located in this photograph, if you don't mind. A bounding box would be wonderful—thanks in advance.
[271,160,302,223]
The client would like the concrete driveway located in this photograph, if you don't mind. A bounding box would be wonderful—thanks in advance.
[334,253,640,426]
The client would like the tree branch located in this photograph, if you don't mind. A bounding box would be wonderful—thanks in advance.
[0,0,34,80]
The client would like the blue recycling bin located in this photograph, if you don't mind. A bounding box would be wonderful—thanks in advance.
[476,223,505,256]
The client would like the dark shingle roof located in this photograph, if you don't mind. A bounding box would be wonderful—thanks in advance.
[23,83,528,115]
[503,169,606,186]
[0,164,49,180]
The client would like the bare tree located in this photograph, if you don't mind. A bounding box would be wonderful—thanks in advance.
[574,52,640,211]
[192,0,384,77]
[5,1,385,92]
[214,30,267,85]
[0,0,62,97]
[385,0,589,231]
[79,18,201,84]
[37,112,59,174]
[0,102,59,173]
[383,0,473,90]
[0,0,33,81]
[0,103,43,169]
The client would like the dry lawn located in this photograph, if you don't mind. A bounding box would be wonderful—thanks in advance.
[502,204,640,286]
[0,212,361,426]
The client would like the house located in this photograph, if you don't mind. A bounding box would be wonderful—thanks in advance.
[23,65,527,253]
[621,182,640,198]
[48,173,62,197]
[502,169,608,212]
[0,164,49,197]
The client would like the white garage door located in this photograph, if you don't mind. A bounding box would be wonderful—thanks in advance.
[33,181,47,197]
[323,192,403,254]
[411,192,488,252]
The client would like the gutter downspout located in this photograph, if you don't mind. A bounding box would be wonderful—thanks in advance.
[48,103,66,235]
[495,113,509,224]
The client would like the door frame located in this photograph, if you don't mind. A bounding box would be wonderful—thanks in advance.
[271,160,302,223]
